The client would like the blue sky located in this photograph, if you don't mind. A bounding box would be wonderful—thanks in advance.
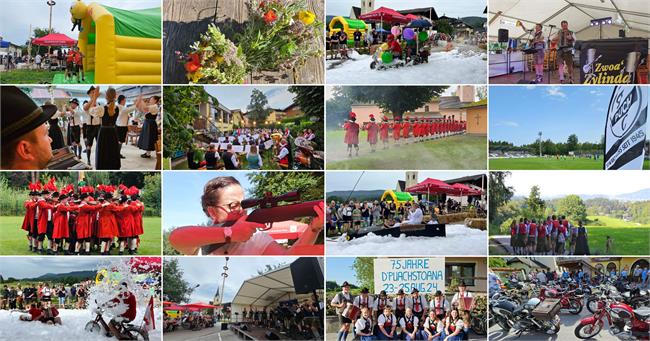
[163,172,253,231]
[0,257,101,278]
[1,0,160,43]
[326,257,358,286]
[204,86,296,112]
[326,171,484,192]
[326,0,486,18]
[489,86,616,145]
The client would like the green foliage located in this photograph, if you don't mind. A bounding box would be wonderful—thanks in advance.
[557,194,588,223]
[246,89,272,124]
[163,258,195,303]
[489,134,603,156]
[339,86,448,119]
[566,134,579,152]
[288,86,323,118]
[352,257,375,293]
[163,229,181,256]
[436,19,454,36]
[246,172,323,201]
[489,172,514,234]
[162,86,209,157]
[524,185,545,221]
[141,173,161,216]
[489,257,507,268]
[326,92,352,128]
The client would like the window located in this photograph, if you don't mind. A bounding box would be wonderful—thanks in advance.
[425,105,430,112]
[445,263,476,286]
[606,262,617,274]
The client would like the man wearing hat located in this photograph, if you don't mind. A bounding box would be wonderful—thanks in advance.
[330,281,355,341]
[65,98,83,158]
[82,86,101,165]
[429,290,449,320]
[363,114,379,153]
[392,289,410,321]
[379,116,390,149]
[1,86,56,170]
[409,288,428,328]
[353,287,374,312]
[373,290,390,322]
[451,280,473,311]
[343,112,360,157]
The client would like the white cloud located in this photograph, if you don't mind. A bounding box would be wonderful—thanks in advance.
[496,120,519,127]
[546,86,567,99]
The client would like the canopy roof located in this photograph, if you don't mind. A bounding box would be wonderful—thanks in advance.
[359,6,410,24]
[448,183,482,196]
[164,304,186,311]
[232,264,296,307]
[489,0,650,40]
[31,33,77,47]
[381,190,414,203]
[183,302,218,310]
[330,16,368,30]
[103,6,161,39]
[405,178,454,194]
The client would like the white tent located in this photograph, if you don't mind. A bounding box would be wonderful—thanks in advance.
[231,264,297,308]
[489,0,650,41]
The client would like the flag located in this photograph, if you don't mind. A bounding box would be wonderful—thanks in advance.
[143,296,156,331]
[604,86,647,170]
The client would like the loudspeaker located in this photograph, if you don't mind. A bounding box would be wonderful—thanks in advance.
[265,331,281,340]
[498,29,509,43]
[221,323,229,330]
[290,258,324,294]
[619,29,625,38]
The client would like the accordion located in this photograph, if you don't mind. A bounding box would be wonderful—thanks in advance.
[47,147,91,170]
[458,297,474,311]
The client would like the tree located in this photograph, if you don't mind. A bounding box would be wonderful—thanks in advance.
[525,185,546,220]
[341,86,448,119]
[489,257,507,268]
[567,134,579,153]
[288,86,322,118]
[557,194,588,223]
[246,172,323,201]
[246,89,271,124]
[326,90,352,127]
[353,257,375,293]
[162,86,209,158]
[436,19,455,36]
[141,173,161,216]
[163,258,195,303]
[476,86,487,100]
[489,172,514,234]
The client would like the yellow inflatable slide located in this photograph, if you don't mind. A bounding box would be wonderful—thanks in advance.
[71,0,161,84]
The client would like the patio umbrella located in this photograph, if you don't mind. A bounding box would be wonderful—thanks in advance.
[358,6,410,31]
[183,302,218,310]
[163,301,174,306]
[449,183,482,196]
[405,14,419,21]
[405,178,454,201]
[164,304,186,311]
[406,19,433,29]
[31,33,77,47]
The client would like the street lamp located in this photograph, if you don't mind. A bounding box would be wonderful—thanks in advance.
[538,131,542,157]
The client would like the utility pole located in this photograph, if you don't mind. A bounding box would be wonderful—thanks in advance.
[47,0,56,54]
[538,131,543,157]
[218,257,229,306]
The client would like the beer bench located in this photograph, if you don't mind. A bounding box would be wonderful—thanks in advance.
[230,324,255,340]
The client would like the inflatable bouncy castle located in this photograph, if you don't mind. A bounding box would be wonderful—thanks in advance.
[70,0,161,83]
[329,16,367,45]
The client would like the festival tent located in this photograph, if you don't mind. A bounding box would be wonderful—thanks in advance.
[27,88,70,99]
[163,304,186,311]
[405,14,419,21]
[232,264,296,308]
[32,33,77,47]
[489,0,650,41]
[358,6,410,29]
[71,1,161,83]
[183,302,218,310]
[405,178,454,195]
[448,183,482,196]
[380,190,414,207]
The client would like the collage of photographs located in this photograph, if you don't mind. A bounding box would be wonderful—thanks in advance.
[0,0,648,341]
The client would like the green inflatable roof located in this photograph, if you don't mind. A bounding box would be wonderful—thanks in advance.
[393,191,414,202]
[332,17,367,30]
[104,6,161,39]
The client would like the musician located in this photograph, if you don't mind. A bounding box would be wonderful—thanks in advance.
[75,187,100,255]
[450,281,473,311]
[116,95,137,159]
[531,24,546,83]
[373,290,390,322]
[552,20,576,84]
[423,310,444,341]
[409,288,427,326]
[401,117,411,144]
[363,114,379,153]
[343,112,360,157]
[376,306,397,340]
[221,144,240,170]
[36,183,56,255]
[392,289,409,320]
[428,290,449,320]
[355,307,374,341]
[331,281,355,341]
[1,86,56,170]
[65,98,83,158]
[21,183,41,252]
[392,117,401,145]
[379,116,390,149]
[353,288,374,313]
[399,308,420,341]
[52,188,76,255]
[275,139,290,169]
[204,144,220,170]
[82,86,102,166]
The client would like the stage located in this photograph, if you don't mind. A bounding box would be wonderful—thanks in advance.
[230,324,294,340]
[489,66,581,84]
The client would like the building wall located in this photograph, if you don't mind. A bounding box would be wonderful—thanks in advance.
[591,257,650,274]
[285,106,304,118]
[465,106,487,135]
[446,257,487,294]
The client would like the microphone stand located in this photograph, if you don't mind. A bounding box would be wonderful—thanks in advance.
[546,25,556,84]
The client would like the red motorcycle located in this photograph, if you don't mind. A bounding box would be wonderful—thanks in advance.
[539,286,583,314]
[575,292,650,340]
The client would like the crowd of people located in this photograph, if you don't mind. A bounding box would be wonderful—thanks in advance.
[331,281,478,341]
[186,127,319,170]
[326,197,485,235]
[20,178,146,255]
[342,112,467,157]
[507,215,590,256]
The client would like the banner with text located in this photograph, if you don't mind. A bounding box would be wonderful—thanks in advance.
[373,258,445,295]
[604,86,647,170]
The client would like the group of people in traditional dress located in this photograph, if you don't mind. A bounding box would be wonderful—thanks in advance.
[187,127,319,170]
[343,112,467,157]
[1,280,92,312]
[520,20,576,83]
[331,281,476,341]
[508,215,589,256]
[20,178,145,256]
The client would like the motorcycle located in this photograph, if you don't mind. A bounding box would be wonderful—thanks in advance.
[588,285,650,314]
[539,286,583,314]
[575,291,650,340]
[490,296,561,336]
[85,302,148,340]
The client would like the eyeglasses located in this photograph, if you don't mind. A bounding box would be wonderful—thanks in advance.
[215,201,243,213]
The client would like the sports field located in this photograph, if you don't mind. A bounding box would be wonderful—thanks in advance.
[0,216,161,255]
[327,130,487,170]
[489,157,650,170]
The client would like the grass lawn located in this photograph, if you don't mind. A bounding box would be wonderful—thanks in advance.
[490,157,650,170]
[586,227,650,255]
[587,215,650,228]
[1,69,59,84]
[0,216,161,255]
[327,130,487,170]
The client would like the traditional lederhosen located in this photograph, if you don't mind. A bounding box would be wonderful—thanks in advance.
[395,296,406,319]
[432,298,446,319]
[360,317,372,335]
[403,315,415,334]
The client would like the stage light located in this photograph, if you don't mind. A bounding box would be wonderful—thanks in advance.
[590,17,613,26]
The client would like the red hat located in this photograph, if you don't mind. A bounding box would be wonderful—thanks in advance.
[369,114,375,121]
[382,116,388,121]
[349,112,357,119]
[387,34,395,41]
[44,178,58,193]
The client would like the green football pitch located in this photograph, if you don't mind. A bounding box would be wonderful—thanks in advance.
[489,157,650,170]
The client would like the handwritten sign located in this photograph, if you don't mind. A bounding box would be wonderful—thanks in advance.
[373,258,445,295]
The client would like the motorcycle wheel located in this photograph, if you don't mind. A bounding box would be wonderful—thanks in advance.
[496,317,510,332]
[124,325,149,341]
[84,321,102,334]
[630,296,649,309]
[568,299,583,315]
[471,316,487,335]
[181,321,192,330]
[574,322,602,339]
[586,297,599,314]
[546,315,561,335]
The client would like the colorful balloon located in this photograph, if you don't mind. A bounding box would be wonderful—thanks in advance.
[403,28,415,40]
[391,26,401,36]
[380,43,389,51]
[418,31,428,42]
[381,52,393,64]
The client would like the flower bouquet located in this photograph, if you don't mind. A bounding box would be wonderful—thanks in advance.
[177,0,322,84]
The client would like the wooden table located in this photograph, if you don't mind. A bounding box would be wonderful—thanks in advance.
[163,0,324,84]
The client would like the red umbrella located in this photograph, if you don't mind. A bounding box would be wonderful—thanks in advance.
[183,302,218,310]
[31,33,77,47]
[358,6,410,25]
[449,183,482,196]
[164,304,186,311]
[405,178,454,195]
[405,14,419,21]
[163,301,174,306]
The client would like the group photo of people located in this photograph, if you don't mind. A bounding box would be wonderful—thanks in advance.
[163,257,324,341]
[0,257,161,340]
[327,257,488,341]
[1,85,162,170]
[163,85,324,170]
[0,171,162,256]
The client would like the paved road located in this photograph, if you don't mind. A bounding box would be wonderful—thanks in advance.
[164,323,241,341]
